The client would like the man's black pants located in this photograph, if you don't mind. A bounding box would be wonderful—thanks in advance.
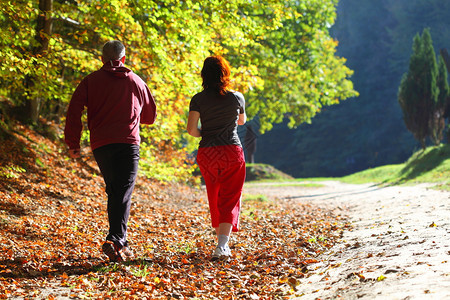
[93,143,140,247]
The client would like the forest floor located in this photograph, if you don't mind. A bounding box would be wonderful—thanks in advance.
[1,124,449,299]
[0,124,347,299]
[245,181,450,299]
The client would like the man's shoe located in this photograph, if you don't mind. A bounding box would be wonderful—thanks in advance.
[102,241,123,262]
[119,246,134,261]
[102,241,135,262]
[211,246,230,261]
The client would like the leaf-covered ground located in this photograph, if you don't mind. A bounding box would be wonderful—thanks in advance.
[0,124,349,299]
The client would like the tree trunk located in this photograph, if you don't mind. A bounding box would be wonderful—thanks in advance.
[26,0,53,124]
[35,0,53,56]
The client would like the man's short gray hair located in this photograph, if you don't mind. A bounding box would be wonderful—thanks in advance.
[102,40,126,61]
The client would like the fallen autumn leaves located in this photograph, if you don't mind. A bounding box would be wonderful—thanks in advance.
[0,125,349,299]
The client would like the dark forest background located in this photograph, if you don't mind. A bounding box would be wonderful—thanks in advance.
[251,0,450,177]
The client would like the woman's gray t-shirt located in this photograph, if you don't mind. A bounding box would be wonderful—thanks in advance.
[189,89,245,148]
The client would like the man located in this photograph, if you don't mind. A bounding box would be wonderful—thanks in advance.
[64,40,157,262]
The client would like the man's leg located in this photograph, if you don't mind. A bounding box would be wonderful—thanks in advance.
[94,143,140,248]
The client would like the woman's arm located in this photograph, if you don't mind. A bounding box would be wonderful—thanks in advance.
[187,111,202,137]
[238,112,247,125]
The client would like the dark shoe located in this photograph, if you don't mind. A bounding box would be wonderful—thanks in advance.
[102,241,123,262]
[119,246,134,261]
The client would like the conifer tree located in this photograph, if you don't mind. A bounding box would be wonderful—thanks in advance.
[398,28,439,149]
[431,56,450,144]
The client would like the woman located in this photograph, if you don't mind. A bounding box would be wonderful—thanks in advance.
[187,55,247,260]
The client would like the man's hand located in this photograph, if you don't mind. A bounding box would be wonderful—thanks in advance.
[69,149,81,159]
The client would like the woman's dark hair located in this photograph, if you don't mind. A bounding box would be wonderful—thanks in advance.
[201,56,231,95]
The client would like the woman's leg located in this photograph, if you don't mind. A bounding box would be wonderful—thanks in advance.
[215,223,233,236]
[216,223,233,255]
[214,146,245,258]
[197,147,221,228]
[216,145,245,232]
[197,145,245,259]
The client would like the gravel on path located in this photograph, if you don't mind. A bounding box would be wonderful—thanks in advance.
[244,181,450,300]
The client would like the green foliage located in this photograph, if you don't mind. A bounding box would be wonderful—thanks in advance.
[138,151,198,184]
[398,28,447,148]
[387,0,450,76]
[0,0,357,182]
[433,56,450,143]
[255,0,450,178]
[239,0,359,132]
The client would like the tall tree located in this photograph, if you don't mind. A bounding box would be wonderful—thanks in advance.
[0,0,357,181]
[441,49,450,126]
[398,28,438,149]
[256,0,450,178]
[26,0,53,123]
[431,56,449,144]
[237,0,358,132]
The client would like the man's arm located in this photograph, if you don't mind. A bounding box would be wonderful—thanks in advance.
[140,85,157,125]
[64,79,87,156]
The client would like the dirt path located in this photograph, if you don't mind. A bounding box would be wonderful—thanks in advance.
[244,181,450,300]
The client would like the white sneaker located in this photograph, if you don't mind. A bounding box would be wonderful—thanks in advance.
[224,244,231,256]
[212,246,231,261]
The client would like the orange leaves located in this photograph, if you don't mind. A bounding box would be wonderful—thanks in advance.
[0,123,350,299]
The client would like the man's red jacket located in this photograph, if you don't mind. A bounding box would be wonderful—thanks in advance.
[64,60,157,151]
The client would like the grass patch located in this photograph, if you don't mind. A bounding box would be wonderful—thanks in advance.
[245,175,331,184]
[242,193,269,202]
[94,263,121,273]
[246,146,449,191]
[175,241,196,254]
[245,181,325,188]
[0,165,26,178]
[130,262,154,278]
[245,163,294,182]
[340,165,402,184]
[269,182,324,188]
[341,144,450,190]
